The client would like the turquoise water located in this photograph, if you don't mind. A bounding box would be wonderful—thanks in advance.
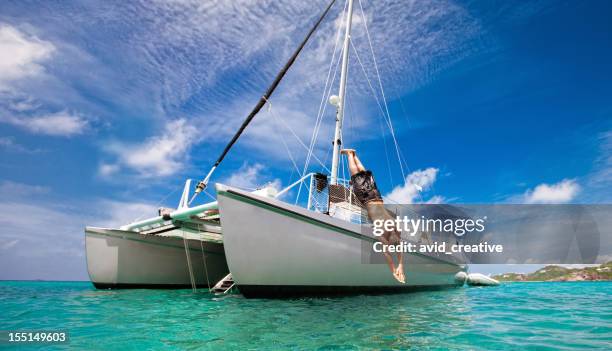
[0,281,610,350]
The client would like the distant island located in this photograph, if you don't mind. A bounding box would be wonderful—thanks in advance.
[493,261,612,282]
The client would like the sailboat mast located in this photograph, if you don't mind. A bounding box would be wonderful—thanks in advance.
[330,0,355,185]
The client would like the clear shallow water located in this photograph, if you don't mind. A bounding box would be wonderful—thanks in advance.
[0,281,610,350]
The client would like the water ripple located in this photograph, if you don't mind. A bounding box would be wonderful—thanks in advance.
[0,281,610,350]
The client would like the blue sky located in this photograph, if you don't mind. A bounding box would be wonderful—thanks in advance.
[0,0,611,280]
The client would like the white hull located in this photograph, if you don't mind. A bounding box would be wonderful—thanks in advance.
[85,227,228,289]
[216,185,467,297]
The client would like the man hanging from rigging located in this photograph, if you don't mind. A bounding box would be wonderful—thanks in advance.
[341,149,405,283]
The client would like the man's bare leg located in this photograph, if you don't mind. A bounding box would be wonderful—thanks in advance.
[341,149,358,175]
[352,152,366,173]
[396,254,405,282]
[392,232,405,283]
[378,235,397,275]
[342,149,405,283]
[387,217,406,283]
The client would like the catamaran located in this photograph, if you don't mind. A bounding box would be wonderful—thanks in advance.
[203,0,467,297]
[84,0,337,291]
[86,0,469,295]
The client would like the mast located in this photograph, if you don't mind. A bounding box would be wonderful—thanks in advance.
[330,0,354,185]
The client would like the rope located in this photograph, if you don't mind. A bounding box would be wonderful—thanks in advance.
[130,186,180,223]
[377,106,395,185]
[357,0,406,182]
[202,188,217,202]
[182,229,197,292]
[264,97,330,173]
[302,0,348,178]
[350,39,395,184]
[297,1,348,203]
[198,224,211,292]
[269,105,303,177]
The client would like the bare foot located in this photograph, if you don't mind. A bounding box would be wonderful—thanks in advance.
[393,271,405,284]
[340,149,355,155]
[395,266,406,283]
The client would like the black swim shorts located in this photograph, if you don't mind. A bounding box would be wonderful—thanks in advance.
[350,170,383,204]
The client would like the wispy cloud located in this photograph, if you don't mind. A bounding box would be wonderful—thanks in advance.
[1,1,489,178]
[0,136,43,153]
[522,179,580,204]
[384,167,443,203]
[0,24,94,137]
[0,110,87,136]
[0,24,54,91]
[0,180,50,197]
[0,195,163,280]
[223,163,282,191]
[94,199,160,227]
[0,239,19,250]
[101,118,199,178]
[587,130,612,189]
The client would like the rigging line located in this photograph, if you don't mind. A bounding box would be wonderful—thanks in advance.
[341,146,346,184]
[349,39,386,123]
[377,106,395,185]
[266,102,303,177]
[302,0,347,178]
[182,229,197,293]
[202,188,216,202]
[296,42,344,202]
[395,89,413,130]
[358,0,406,182]
[190,0,338,204]
[350,34,421,202]
[389,90,413,173]
[349,38,394,183]
[322,141,333,171]
[349,38,400,154]
[345,79,355,150]
[297,6,346,204]
[303,48,343,175]
[131,186,180,223]
[265,98,330,173]
[198,226,211,292]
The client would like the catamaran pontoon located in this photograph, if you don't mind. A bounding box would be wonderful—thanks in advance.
[85,180,228,289]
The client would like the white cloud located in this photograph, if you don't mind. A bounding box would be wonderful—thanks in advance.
[95,200,160,227]
[425,195,445,204]
[0,111,88,136]
[98,163,119,177]
[0,24,55,90]
[1,1,488,170]
[102,118,199,178]
[1,239,19,250]
[0,136,40,153]
[223,163,282,191]
[588,130,612,188]
[384,167,441,203]
[523,179,580,204]
[0,201,84,257]
[60,0,483,125]
[0,196,163,280]
[0,180,50,197]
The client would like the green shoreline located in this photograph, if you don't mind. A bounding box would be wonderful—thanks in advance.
[493,261,612,282]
